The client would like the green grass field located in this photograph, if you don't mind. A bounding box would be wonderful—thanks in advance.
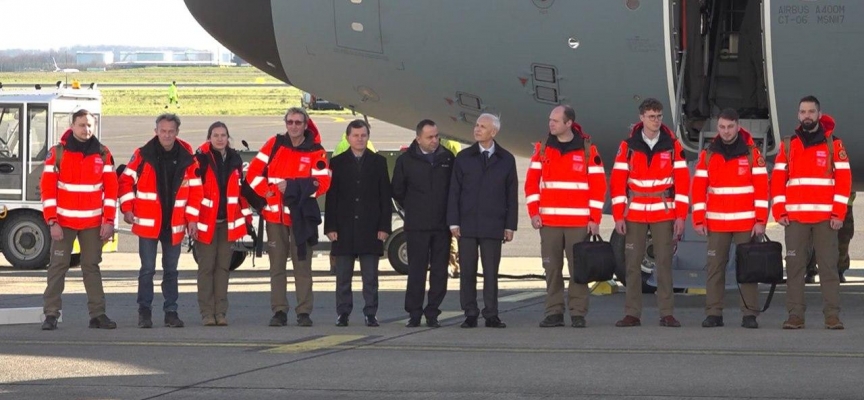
[0,67,346,116]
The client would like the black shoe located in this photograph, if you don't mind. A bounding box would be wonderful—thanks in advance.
[365,315,379,327]
[839,273,847,283]
[702,315,724,328]
[336,314,349,327]
[297,313,313,327]
[41,315,58,331]
[461,316,478,328]
[571,316,586,328]
[805,274,816,284]
[741,315,759,329]
[426,316,441,328]
[89,314,117,329]
[138,309,153,329]
[269,311,288,327]
[164,312,185,328]
[539,314,565,328]
[406,316,421,328]
[485,316,506,328]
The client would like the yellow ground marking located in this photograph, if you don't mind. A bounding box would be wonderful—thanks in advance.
[499,291,545,303]
[393,311,464,325]
[262,335,367,354]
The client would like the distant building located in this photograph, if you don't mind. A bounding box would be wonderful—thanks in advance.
[76,51,114,66]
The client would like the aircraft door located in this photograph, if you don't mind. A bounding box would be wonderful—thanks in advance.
[0,105,23,201]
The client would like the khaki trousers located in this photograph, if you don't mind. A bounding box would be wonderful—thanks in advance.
[43,226,106,318]
[266,222,313,315]
[624,220,674,318]
[785,221,840,318]
[705,231,759,317]
[195,222,232,317]
[540,226,590,317]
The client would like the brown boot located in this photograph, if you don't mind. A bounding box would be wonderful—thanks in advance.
[615,315,641,327]
[782,315,805,329]
[824,315,844,330]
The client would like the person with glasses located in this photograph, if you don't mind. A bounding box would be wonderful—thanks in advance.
[611,98,690,328]
[245,107,331,327]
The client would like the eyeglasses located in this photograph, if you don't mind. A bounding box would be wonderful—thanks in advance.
[644,114,663,121]
[285,120,305,126]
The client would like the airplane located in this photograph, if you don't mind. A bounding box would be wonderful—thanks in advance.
[52,57,79,73]
[184,0,863,291]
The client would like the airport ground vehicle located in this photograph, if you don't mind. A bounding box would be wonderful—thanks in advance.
[300,92,344,111]
[0,87,118,270]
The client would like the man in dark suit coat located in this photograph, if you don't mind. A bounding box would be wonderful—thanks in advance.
[324,120,392,327]
[447,113,518,328]
[392,119,455,328]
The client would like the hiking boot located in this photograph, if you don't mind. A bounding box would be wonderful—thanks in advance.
[42,315,58,331]
[425,316,440,328]
[89,314,117,329]
[615,315,641,327]
[741,316,759,329]
[215,314,228,326]
[164,312,185,328]
[138,309,153,329]
[659,315,681,328]
[202,315,217,326]
[571,316,586,328]
[365,315,379,327]
[297,313,313,327]
[269,311,288,327]
[701,315,724,328]
[336,313,349,327]
[782,315,805,329]
[484,316,506,328]
[825,315,845,330]
[539,314,565,328]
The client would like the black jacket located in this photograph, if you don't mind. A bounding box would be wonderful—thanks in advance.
[391,141,455,232]
[324,150,392,256]
[283,178,321,261]
[137,137,195,236]
[447,141,518,240]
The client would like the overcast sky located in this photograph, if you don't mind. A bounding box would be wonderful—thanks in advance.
[0,0,219,50]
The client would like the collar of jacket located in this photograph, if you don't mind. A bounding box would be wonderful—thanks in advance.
[625,122,676,154]
[543,130,585,155]
[466,140,504,157]
[197,141,242,171]
[407,140,451,162]
[139,136,194,168]
[794,114,836,148]
[708,127,755,161]
[61,128,103,156]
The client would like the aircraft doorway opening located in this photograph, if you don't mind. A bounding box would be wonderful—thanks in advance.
[676,0,773,154]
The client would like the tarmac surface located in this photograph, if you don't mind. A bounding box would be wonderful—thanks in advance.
[2,253,864,399]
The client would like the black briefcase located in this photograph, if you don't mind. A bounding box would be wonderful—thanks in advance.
[572,235,616,284]
[735,234,783,312]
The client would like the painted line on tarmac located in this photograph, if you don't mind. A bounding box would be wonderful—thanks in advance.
[261,335,368,354]
[500,291,545,303]
[391,311,463,325]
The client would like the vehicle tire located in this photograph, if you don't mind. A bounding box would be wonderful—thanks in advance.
[609,230,656,294]
[1,212,51,270]
[387,231,409,275]
[191,244,247,272]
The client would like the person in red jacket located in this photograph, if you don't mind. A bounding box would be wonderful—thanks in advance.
[611,98,690,328]
[526,105,606,328]
[193,122,251,326]
[691,109,768,329]
[118,113,203,329]
[40,109,118,330]
[245,107,330,327]
[771,95,851,330]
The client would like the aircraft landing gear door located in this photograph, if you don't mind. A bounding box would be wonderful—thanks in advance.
[25,106,48,202]
[0,105,24,201]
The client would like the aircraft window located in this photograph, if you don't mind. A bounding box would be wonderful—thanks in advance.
[457,92,482,110]
[28,106,48,170]
[535,86,559,104]
[533,65,557,83]
[0,106,21,159]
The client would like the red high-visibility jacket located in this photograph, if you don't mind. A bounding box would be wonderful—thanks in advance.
[118,137,203,245]
[691,129,769,232]
[194,142,252,244]
[611,123,690,223]
[771,114,852,223]
[244,119,330,225]
[524,124,606,227]
[41,129,118,230]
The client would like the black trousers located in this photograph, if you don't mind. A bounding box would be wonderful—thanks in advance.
[459,237,502,319]
[404,230,451,319]
[334,254,379,317]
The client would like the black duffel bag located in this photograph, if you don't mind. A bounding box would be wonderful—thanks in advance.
[572,234,616,284]
[735,234,784,312]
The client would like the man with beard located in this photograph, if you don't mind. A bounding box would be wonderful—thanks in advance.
[771,95,851,330]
